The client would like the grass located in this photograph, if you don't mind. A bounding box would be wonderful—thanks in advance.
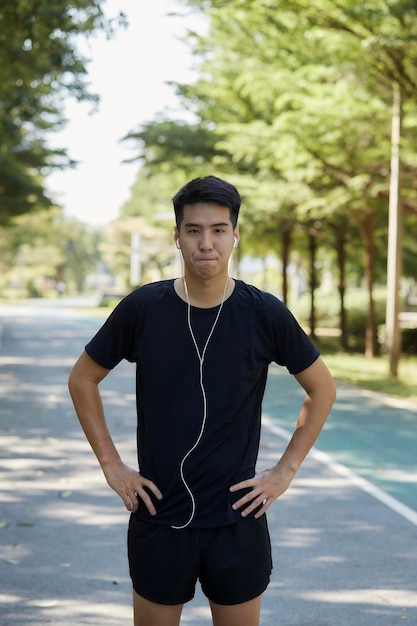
[287,288,417,404]
[319,349,417,403]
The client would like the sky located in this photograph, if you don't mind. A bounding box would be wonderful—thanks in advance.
[46,0,203,226]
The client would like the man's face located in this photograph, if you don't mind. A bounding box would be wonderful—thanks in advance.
[174,202,239,281]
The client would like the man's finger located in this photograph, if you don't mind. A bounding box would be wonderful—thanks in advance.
[125,494,135,511]
[134,486,159,516]
[229,477,255,492]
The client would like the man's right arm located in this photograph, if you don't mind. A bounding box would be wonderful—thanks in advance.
[68,350,162,514]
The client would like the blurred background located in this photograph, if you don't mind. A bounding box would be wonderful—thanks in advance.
[1,0,417,384]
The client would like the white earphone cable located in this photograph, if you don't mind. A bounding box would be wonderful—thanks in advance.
[171,270,230,530]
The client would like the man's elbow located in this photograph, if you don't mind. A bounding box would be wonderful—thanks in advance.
[320,369,337,410]
[68,351,110,394]
[328,377,337,404]
[68,365,82,399]
[327,385,337,415]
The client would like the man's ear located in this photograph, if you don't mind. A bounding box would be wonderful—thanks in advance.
[174,227,180,248]
[233,225,240,247]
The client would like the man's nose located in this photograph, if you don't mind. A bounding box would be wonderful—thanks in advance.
[199,232,214,250]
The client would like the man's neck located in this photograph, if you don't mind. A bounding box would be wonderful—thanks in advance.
[175,274,234,308]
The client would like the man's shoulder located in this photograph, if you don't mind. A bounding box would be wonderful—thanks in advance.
[109,280,175,320]
[125,279,175,303]
[235,280,284,309]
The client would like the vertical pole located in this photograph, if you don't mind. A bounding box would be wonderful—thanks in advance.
[386,82,402,377]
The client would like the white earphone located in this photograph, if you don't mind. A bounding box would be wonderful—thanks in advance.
[176,240,181,249]
[233,237,238,248]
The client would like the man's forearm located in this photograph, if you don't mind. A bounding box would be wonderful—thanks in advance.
[68,371,121,470]
[276,390,334,476]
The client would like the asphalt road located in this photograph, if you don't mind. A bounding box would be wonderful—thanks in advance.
[0,298,416,625]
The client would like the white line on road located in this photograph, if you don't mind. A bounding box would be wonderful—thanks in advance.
[262,416,417,528]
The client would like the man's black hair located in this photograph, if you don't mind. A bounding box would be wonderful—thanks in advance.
[172,175,241,228]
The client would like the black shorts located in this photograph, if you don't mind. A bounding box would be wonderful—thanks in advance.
[127,514,272,606]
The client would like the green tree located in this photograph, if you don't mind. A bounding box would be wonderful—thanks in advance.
[0,1,125,224]
[100,169,186,288]
[124,0,417,359]
[0,208,101,296]
[176,0,417,356]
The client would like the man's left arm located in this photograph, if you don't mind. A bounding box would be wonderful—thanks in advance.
[230,357,336,518]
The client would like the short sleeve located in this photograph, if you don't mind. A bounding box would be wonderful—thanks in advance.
[85,290,143,369]
[267,296,320,374]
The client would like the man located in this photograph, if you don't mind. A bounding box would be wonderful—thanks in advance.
[68,175,336,626]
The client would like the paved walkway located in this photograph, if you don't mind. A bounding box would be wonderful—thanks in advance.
[0,302,416,625]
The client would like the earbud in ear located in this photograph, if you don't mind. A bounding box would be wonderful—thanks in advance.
[233,237,238,249]
[176,240,181,249]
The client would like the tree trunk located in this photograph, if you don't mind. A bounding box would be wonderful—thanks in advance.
[357,212,378,357]
[332,223,348,350]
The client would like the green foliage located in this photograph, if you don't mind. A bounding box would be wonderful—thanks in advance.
[0,209,101,296]
[120,0,417,359]
[124,120,225,176]
[0,0,125,223]
[292,286,390,351]
[100,170,181,287]
[120,167,190,225]
[99,214,175,289]
[402,328,417,354]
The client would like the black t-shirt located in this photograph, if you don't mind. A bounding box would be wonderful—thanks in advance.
[85,279,319,528]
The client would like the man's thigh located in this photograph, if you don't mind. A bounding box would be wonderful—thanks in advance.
[210,596,262,626]
[133,590,183,626]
